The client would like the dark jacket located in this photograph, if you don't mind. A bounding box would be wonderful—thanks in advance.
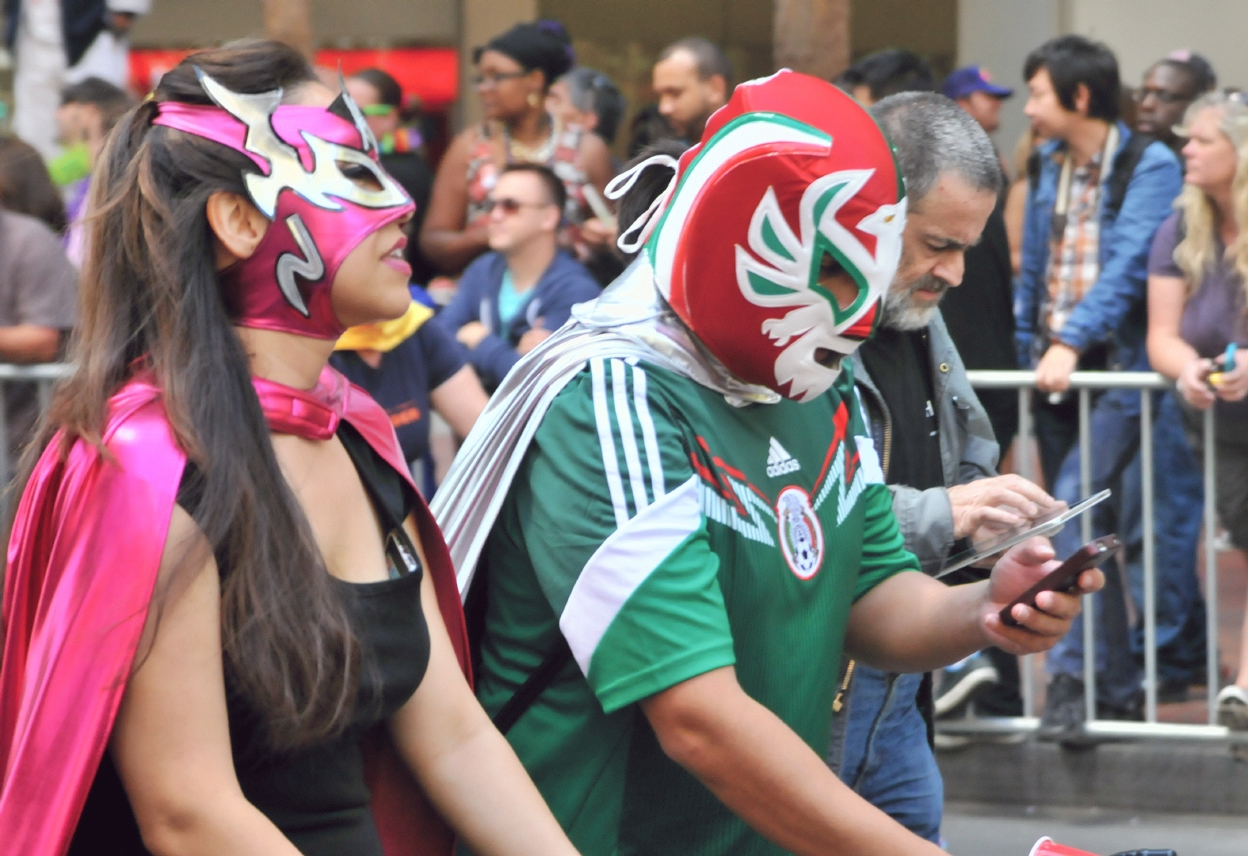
[940,199,1018,446]
[850,311,1000,575]
[6,0,106,66]
[941,199,1014,372]
[434,249,600,388]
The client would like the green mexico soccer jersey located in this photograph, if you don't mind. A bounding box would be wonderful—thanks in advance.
[476,356,919,856]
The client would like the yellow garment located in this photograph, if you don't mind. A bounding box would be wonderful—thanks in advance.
[334,301,433,353]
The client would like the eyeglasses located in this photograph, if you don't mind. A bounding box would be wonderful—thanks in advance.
[473,71,529,89]
[1133,86,1193,105]
[484,197,551,215]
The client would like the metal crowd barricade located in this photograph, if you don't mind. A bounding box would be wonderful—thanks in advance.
[0,363,76,514]
[935,369,1237,743]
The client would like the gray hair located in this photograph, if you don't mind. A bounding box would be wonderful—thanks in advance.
[869,91,1003,207]
[560,66,627,145]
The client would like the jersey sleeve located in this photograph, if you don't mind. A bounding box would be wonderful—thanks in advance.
[851,386,921,600]
[517,357,736,713]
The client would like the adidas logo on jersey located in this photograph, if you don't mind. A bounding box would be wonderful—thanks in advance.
[766,437,801,478]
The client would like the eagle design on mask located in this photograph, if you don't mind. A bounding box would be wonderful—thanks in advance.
[735,171,906,401]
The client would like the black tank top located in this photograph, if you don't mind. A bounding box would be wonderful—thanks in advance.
[69,424,431,855]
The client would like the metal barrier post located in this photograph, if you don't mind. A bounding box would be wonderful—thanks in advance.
[1079,388,1096,722]
[1017,387,1035,720]
[37,378,53,414]
[0,364,75,518]
[939,369,1237,744]
[1141,391,1157,722]
[1204,407,1219,725]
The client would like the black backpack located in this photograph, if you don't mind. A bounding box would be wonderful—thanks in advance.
[463,561,572,735]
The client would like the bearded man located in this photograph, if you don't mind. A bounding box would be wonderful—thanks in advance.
[432,71,1100,856]
[828,92,1061,843]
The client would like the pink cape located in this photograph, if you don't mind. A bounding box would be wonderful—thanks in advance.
[0,368,470,856]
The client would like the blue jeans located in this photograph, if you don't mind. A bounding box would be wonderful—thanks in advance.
[1123,393,1206,682]
[834,667,942,844]
[1041,389,1205,704]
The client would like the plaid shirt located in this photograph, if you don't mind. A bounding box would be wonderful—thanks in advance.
[1045,154,1103,336]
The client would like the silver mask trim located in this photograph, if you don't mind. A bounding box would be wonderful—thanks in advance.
[274,213,323,316]
[196,69,409,219]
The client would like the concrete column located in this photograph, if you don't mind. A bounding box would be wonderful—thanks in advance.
[263,0,315,60]
[458,0,538,129]
[1067,0,1248,92]
[957,0,1062,173]
[773,0,851,81]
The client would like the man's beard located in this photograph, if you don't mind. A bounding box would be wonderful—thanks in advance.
[881,274,950,331]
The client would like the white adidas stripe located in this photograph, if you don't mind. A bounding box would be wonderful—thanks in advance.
[611,359,649,515]
[592,359,669,525]
[591,358,629,528]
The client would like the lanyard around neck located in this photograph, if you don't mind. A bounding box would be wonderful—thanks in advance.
[1054,123,1120,218]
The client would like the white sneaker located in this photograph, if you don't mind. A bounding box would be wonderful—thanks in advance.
[934,652,999,718]
[1215,685,1248,731]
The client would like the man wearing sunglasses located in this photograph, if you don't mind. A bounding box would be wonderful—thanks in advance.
[434,163,601,390]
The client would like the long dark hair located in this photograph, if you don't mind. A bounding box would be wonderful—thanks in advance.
[9,41,363,751]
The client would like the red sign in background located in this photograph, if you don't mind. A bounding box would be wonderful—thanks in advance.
[129,47,459,110]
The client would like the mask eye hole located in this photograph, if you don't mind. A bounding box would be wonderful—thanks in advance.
[817,252,859,310]
[337,160,384,193]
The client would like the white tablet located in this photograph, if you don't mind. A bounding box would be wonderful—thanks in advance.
[936,489,1113,578]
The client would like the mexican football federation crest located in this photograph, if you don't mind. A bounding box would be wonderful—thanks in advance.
[776,486,824,579]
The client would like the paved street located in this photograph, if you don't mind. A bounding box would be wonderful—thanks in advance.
[943,801,1248,855]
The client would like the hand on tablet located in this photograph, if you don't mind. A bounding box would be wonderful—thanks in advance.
[978,537,1106,655]
[947,474,1064,540]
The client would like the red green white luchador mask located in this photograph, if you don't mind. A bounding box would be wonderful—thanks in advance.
[644,70,905,402]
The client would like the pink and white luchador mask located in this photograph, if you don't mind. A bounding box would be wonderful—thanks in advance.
[153,69,415,340]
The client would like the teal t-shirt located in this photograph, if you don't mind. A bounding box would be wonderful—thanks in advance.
[497,270,530,329]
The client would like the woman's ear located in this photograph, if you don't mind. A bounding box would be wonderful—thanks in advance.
[206,191,270,271]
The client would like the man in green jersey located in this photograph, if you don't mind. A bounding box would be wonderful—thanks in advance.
[432,71,1102,856]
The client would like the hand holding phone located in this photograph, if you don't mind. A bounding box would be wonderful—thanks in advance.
[1208,342,1237,387]
[999,535,1122,628]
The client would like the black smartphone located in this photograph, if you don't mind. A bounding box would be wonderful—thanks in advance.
[998,535,1122,628]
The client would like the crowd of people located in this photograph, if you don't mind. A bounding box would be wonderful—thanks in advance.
[0,10,1244,856]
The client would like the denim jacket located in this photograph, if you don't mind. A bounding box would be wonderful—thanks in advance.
[1015,123,1182,373]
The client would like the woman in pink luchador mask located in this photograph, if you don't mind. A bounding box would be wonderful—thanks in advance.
[0,41,579,856]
